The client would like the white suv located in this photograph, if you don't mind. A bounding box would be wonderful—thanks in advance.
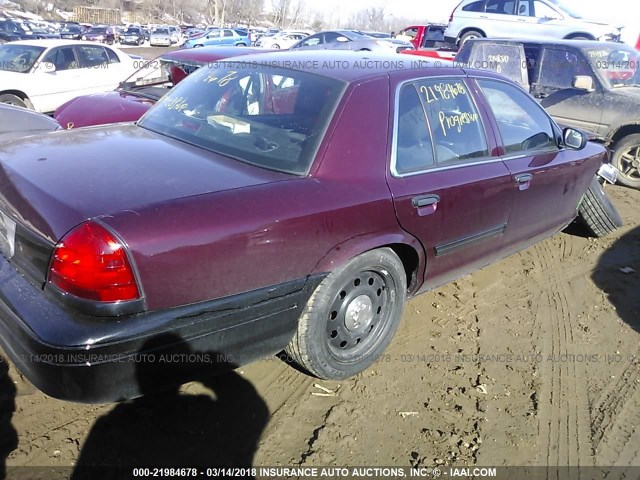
[444,0,622,46]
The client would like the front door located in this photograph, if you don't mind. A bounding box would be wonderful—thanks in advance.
[386,77,514,291]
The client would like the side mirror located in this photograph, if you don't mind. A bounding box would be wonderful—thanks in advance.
[563,127,587,150]
[39,61,56,73]
[572,75,594,92]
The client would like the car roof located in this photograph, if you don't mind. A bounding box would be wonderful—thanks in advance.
[209,50,464,82]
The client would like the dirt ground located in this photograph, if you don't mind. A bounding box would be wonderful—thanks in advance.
[1,184,639,479]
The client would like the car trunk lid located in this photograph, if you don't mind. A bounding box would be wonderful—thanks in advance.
[0,123,290,246]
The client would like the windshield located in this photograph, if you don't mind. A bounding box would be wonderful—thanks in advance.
[88,27,107,34]
[139,63,345,175]
[125,28,141,34]
[154,28,169,35]
[0,44,45,73]
[62,26,81,33]
[585,45,640,88]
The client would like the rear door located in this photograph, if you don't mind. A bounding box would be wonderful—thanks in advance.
[531,46,605,134]
[386,76,514,291]
[481,0,520,37]
[476,77,592,249]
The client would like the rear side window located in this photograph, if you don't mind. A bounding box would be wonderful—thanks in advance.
[76,45,109,68]
[485,0,516,14]
[417,79,489,164]
[106,47,120,64]
[478,79,556,153]
[394,84,435,174]
[467,43,529,87]
[462,1,486,12]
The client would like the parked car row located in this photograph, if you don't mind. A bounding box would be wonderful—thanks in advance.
[0,40,138,113]
[0,49,622,403]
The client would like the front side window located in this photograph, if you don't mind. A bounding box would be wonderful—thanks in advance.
[297,35,321,47]
[139,64,345,175]
[324,32,346,43]
[538,48,593,89]
[42,47,78,71]
[478,79,556,153]
[417,78,489,164]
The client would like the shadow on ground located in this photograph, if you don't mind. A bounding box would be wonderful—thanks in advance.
[592,226,640,333]
[0,356,18,480]
[72,334,269,479]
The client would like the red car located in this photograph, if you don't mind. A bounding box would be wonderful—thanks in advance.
[0,51,618,403]
[54,46,271,129]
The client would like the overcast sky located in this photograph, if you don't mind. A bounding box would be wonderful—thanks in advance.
[310,0,639,44]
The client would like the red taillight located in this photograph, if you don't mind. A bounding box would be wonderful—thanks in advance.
[48,222,140,302]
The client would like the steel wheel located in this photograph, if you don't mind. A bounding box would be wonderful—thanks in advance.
[325,269,393,360]
[286,248,407,379]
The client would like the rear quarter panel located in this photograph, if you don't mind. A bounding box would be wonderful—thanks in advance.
[100,76,419,311]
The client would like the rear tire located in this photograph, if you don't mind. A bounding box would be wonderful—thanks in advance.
[458,30,483,46]
[0,93,27,108]
[578,176,623,237]
[612,134,640,189]
[286,248,406,380]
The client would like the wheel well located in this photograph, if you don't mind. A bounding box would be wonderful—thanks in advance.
[611,124,640,146]
[0,90,33,108]
[564,32,595,40]
[385,243,420,293]
[458,27,486,40]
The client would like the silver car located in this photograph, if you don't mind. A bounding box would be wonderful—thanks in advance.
[444,0,622,46]
[150,27,172,47]
[290,30,413,53]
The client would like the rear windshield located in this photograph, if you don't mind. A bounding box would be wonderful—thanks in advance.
[139,63,345,175]
[154,28,169,34]
[0,44,45,73]
[88,27,107,34]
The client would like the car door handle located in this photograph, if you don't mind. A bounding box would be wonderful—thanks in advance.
[515,173,533,190]
[534,92,549,99]
[412,194,440,208]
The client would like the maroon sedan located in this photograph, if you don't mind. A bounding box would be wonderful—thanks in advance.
[54,46,271,129]
[0,51,618,403]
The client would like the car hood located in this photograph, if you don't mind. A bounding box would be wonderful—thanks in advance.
[54,91,158,128]
[0,124,290,242]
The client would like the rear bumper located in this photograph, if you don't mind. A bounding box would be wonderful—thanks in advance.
[0,255,322,403]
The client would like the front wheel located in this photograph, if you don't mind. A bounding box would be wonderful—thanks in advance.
[612,134,640,189]
[286,248,407,379]
[578,176,623,237]
[0,93,27,108]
